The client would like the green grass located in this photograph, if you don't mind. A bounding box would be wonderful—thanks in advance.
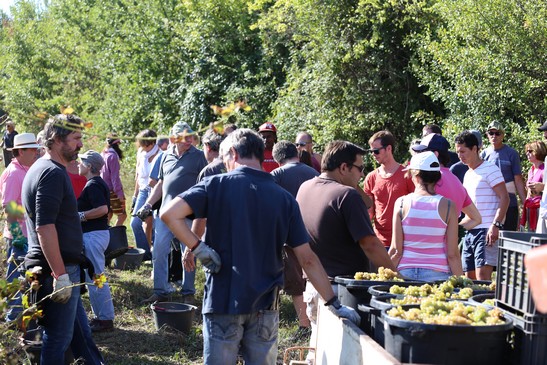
[0,140,310,364]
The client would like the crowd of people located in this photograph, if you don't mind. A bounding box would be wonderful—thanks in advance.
[0,115,546,364]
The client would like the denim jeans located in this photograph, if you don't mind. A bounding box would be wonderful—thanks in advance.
[203,311,279,365]
[130,187,151,255]
[5,237,26,321]
[399,268,451,282]
[153,216,195,296]
[40,264,104,365]
[83,230,115,321]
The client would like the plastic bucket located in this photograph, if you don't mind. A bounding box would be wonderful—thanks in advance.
[105,226,129,261]
[383,305,513,365]
[112,248,145,270]
[151,302,196,334]
[469,293,496,309]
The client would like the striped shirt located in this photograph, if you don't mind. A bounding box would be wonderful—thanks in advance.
[398,194,450,273]
[463,160,505,229]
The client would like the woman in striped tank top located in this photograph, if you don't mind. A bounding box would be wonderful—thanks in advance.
[389,151,463,281]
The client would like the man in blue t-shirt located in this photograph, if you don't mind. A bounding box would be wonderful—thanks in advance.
[161,129,359,365]
[480,121,525,231]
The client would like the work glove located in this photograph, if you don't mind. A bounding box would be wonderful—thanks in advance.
[135,203,153,221]
[327,298,361,325]
[51,273,73,304]
[192,241,221,273]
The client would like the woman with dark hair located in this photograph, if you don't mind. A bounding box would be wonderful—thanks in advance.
[100,133,126,226]
[389,151,463,281]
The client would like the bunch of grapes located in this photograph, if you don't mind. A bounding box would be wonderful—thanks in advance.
[354,267,403,281]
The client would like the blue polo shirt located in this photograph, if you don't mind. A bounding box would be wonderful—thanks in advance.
[181,166,310,315]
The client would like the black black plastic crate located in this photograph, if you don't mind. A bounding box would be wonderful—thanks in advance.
[501,309,547,365]
[496,231,547,316]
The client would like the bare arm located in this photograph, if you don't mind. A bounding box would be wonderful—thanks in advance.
[183,218,207,271]
[388,197,404,267]
[144,179,163,207]
[487,183,510,246]
[359,235,397,271]
[160,196,200,250]
[293,243,335,302]
[514,174,526,205]
[355,185,373,209]
[80,205,109,220]
[444,198,463,276]
[36,224,66,278]
[460,201,482,230]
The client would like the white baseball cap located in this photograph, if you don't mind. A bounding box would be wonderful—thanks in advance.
[403,151,441,172]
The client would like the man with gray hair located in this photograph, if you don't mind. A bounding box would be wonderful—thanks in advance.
[161,129,358,364]
[22,114,104,364]
[137,121,207,303]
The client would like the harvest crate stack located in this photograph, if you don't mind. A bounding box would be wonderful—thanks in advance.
[496,231,547,365]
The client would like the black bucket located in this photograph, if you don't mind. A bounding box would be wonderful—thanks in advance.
[334,276,421,335]
[151,302,196,334]
[105,226,129,261]
[383,305,513,365]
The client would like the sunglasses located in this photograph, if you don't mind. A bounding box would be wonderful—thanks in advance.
[487,131,502,136]
[369,146,386,155]
[295,142,310,147]
[350,164,366,173]
[527,150,534,154]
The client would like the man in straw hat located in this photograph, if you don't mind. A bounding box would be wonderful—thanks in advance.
[137,121,207,304]
[22,114,104,364]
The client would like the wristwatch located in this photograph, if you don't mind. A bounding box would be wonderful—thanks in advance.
[492,221,504,229]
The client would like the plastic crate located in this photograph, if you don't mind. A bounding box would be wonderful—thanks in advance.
[501,309,547,365]
[496,231,547,316]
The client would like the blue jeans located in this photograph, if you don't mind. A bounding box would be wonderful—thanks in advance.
[84,230,115,321]
[130,187,151,255]
[40,265,104,365]
[399,268,451,282]
[5,237,26,321]
[203,311,279,365]
[153,216,195,296]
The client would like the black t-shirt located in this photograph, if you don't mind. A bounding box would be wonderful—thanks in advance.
[22,158,84,267]
[78,176,110,233]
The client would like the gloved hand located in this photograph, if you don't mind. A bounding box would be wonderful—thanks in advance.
[51,273,73,304]
[327,298,361,325]
[135,203,153,221]
[192,241,221,273]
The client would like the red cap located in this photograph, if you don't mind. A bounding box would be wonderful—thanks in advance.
[258,122,277,133]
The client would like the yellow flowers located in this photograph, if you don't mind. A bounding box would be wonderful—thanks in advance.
[210,100,252,134]
[93,273,107,289]
[5,201,25,218]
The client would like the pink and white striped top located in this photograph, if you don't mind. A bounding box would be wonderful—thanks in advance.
[398,193,450,273]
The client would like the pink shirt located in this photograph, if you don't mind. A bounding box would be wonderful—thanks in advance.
[0,159,29,238]
[435,166,472,214]
[398,194,450,273]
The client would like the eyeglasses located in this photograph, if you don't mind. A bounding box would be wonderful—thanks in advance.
[527,150,534,154]
[296,142,310,147]
[369,146,386,155]
[350,164,366,173]
[487,131,502,136]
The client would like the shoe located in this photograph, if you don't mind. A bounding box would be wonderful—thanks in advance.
[288,326,311,343]
[141,293,169,304]
[90,319,114,332]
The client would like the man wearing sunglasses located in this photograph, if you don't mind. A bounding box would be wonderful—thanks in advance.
[480,121,526,231]
[364,130,415,248]
[295,131,322,172]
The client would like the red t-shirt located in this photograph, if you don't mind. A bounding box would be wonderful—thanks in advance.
[364,165,415,247]
[69,172,87,199]
[262,149,279,173]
